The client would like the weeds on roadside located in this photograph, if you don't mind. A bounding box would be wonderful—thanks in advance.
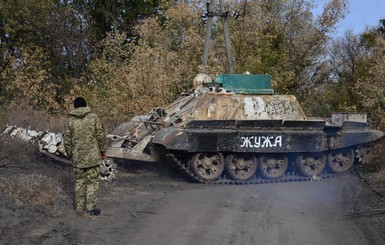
[4,100,66,132]
[0,106,5,130]
[0,138,38,167]
[360,138,385,194]
[0,173,70,216]
[0,100,66,167]
[0,102,72,216]
[0,138,72,217]
[363,138,385,172]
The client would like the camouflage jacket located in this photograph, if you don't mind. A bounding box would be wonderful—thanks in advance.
[63,107,107,168]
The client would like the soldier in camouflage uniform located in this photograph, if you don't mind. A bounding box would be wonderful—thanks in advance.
[63,97,107,216]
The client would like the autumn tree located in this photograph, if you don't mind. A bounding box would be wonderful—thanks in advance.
[230,0,348,99]
[82,1,206,127]
[377,19,385,35]
[305,18,385,130]
[80,0,351,123]
[0,0,164,112]
[328,30,373,106]
[0,0,88,110]
[0,0,362,126]
[354,32,385,129]
[71,0,162,40]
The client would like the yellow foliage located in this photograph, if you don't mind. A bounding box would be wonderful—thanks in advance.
[354,36,385,130]
[0,46,61,112]
[83,2,205,128]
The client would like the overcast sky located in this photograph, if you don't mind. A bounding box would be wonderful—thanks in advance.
[314,0,385,37]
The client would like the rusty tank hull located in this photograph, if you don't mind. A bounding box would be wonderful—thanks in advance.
[107,74,384,183]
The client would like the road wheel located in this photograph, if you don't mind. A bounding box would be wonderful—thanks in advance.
[190,152,225,182]
[259,154,288,179]
[99,158,118,181]
[225,153,257,181]
[296,153,326,177]
[328,148,355,173]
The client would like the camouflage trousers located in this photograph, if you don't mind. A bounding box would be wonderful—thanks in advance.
[74,166,100,211]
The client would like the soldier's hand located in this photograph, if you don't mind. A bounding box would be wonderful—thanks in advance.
[101,152,106,159]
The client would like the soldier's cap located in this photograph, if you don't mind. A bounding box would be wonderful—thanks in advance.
[74,97,87,108]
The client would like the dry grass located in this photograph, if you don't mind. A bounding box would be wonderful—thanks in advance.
[4,100,66,132]
[0,106,5,131]
[0,138,37,167]
[0,138,72,217]
[0,100,66,167]
[360,139,385,195]
[2,98,120,134]
[363,138,385,172]
[0,103,72,216]
[363,171,385,194]
[0,173,70,216]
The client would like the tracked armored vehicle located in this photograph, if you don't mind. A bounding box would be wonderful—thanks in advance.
[107,73,385,184]
[107,0,384,184]
[6,0,382,184]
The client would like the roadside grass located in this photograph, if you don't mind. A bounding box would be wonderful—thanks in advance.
[4,101,66,132]
[0,103,71,216]
[0,138,37,167]
[0,106,5,131]
[360,139,385,195]
[0,173,70,216]
[0,138,71,217]
[366,139,385,172]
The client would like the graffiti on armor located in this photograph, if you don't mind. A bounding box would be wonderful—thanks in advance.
[240,136,282,148]
[244,97,297,118]
[265,99,296,116]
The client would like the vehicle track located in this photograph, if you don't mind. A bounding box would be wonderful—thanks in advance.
[166,151,358,185]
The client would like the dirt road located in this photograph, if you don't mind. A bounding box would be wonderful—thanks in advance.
[1,164,384,245]
[120,175,368,245]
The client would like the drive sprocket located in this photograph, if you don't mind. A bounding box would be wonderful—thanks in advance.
[355,145,372,165]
